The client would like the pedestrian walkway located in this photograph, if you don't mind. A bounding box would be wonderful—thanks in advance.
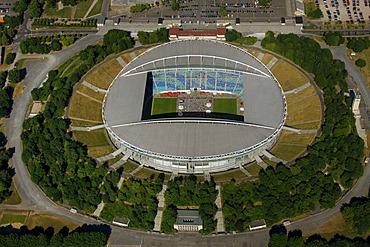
[284,82,311,95]
[257,52,265,61]
[109,151,132,171]
[93,200,105,217]
[254,155,268,170]
[70,124,105,132]
[266,57,278,69]
[116,57,127,67]
[82,80,107,94]
[129,52,137,60]
[204,171,211,182]
[153,184,167,232]
[76,91,102,103]
[97,146,124,163]
[239,165,252,177]
[169,171,178,181]
[214,185,225,232]
[116,175,125,190]
[83,0,99,19]
[262,150,287,164]
[130,164,143,176]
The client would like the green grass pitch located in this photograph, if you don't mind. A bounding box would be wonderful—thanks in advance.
[213,98,237,115]
[151,98,177,115]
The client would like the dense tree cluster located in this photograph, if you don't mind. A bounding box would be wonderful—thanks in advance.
[346,37,370,53]
[0,132,13,203]
[137,28,169,45]
[171,0,180,11]
[341,195,370,234]
[323,31,345,46]
[8,68,26,83]
[269,229,369,247]
[0,71,8,87]
[0,87,13,118]
[221,32,364,232]
[22,30,135,213]
[163,176,218,234]
[20,34,84,54]
[102,29,135,54]
[0,15,23,45]
[28,0,43,18]
[5,52,16,65]
[0,224,110,246]
[101,175,164,230]
[307,8,323,19]
[130,3,151,13]
[225,29,257,45]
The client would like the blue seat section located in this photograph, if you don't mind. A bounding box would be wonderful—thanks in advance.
[151,69,244,96]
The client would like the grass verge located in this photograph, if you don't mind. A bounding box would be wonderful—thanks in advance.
[26,214,79,232]
[245,162,261,176]
[211,168,247,182]
[73,129,110,147]
[74,0,95,18]
[2,181,22,205]
[347,47,370,89]
[69,93,103,122]
[87,0,103,17]
[0,214,26,225]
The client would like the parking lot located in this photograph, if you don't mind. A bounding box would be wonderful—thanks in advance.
[317,0,370,21]
[121,0,288,23]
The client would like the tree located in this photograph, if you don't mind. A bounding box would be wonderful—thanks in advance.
[341,196,370,234]
[171,0,180,11]
[13,0,28,13]
[219,5,227,17]
[5,52,16,65]
[28,0,43,18]
[50,39,62,51]
[8,68,22,83]
[355,58,366,68]
[307,8,323,19]
[323,31,345,46]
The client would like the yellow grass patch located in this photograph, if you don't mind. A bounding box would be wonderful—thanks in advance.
[247,49,260,58]
[261,54,274,65]
[245,162,261,176]
[285,93,322,128]
[269,143,307,161]
[26,214,79,232]
[69,93,102,122]
[70,119,98,127]
[77,84,105,102]
[211,168,248,182]
[73,129,110,147]
[271,60,309,91]
[262,157,277,168]
[121,53,133,63]
[134,49,146,56]
[13,83,25,100]
[99,59,123,78]
[286,86,316,103]
[85,69,113,90]
[122,160,139,174]
[134,167,171,180]
[107,154,123,166]
[87,145,115,159]
[292,121,321,130]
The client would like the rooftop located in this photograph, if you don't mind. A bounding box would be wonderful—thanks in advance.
[175,210,203,226]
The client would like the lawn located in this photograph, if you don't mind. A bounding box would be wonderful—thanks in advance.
[71,119,98,127]
[73,129,110,147]
[85,68,114,90]
[99,59,123,78]
[74,0,95,18]
[88,145,115,159]
[211,168,248,182]
[269,143,308,161]
[134,167,171,180]
[271,60,309,91]
[347,47,370,89]
[107,154,123,166]
[213,98,237,115]
[245,161,261,176]
[151,97,177,115]
[62,59,85,77]
[26,214,79,232]
[87,0,103,17]
[285,93,322,128]
[122,160,139,174]
[247,49,260,58]
[77,84,105,102]
[43,5,72,18]
[69,93,103,122]
[121,53,133,63]
[277,130,317,146]
[262,157,277,168]
[0,214,27,225]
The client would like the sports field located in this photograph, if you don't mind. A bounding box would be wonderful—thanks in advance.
[151,98,177,115]
[213,98,237,115]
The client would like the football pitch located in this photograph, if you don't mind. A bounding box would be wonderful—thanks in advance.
[213,98,237,115]
[151,97,177,115]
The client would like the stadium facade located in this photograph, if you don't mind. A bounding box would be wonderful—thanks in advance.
[103,40,287,174]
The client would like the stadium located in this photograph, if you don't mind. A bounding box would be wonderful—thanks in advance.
[103,40,287,174]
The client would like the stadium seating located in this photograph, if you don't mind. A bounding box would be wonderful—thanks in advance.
[152,68,244,95]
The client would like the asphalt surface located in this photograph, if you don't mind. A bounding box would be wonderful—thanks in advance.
[2,34,370,246]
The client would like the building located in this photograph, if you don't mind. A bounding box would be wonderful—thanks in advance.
[28,101,44,118]
[249,219,267,231]
[169,28,226,41]
[113,217,130,227]
[174,210,203,232]
[97,16,105,27]
[103,40,287,174]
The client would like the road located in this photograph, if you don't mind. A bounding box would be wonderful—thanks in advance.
[2,34,370,246]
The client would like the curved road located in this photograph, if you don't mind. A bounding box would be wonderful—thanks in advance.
[2,36,370,246]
